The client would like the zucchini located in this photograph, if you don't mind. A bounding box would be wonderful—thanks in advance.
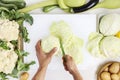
[43,5,58,13]
[0,2,18,10]
[1,0,26,9]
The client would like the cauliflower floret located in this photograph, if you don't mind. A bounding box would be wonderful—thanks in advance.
[0,42,18,74]
[0,19,19,41]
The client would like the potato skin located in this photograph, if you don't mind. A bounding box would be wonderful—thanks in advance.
[109,63,120,74]
[104,67,109,72]
[20,72,29,80]
[100,72,111,80]
[111,74,119,80]
[118,71,120,77]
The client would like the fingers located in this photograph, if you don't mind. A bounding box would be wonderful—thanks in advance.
[35,40,43,55]
[62,55,72,62]
[62,55,71,71]
[48,47,57,57]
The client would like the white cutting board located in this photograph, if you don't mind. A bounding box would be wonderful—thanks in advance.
[22,14,120,80]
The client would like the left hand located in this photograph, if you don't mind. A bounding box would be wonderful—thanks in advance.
[35,40,57,68]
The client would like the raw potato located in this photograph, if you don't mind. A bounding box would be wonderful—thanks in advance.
[104,67,109,72]
[20,72,29,80]
[111,74,119,80]
[118,71,120,77]
[109,63,120,74]
[101,72,111,80]
[97,62,120,80]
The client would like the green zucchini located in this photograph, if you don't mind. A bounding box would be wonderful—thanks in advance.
[0,2,18,10]
[1,0,26,9]
[43,5,58,13]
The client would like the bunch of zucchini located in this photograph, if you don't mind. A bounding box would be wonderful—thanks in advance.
[0,0,26,10]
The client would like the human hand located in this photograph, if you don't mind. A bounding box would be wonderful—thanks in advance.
[35,40,57,69]
[62,55,79,74]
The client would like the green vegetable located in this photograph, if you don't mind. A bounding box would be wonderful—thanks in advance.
[18,0,86,13]
[0,50,35,80]
[50,21,83,64]
[0,40,10,50]
[1,0,26,9]
[10,40,18,46]
[41,36,62,55]
[0,73,8,80]
[50,21,73,42]
[94,0,120,9]
[99,14,120,36]
[87,32,104,58]
[43,5,58,13]
[57,0,69,9]
[100,36,120,58]
[18,0,57,13]
[20,26,30,43]
[64,0,86,7]
[0,2,18,10]
[0,5,34,80]
[17,59,35,71]
[42,21,83,64]
[8,50,35,79]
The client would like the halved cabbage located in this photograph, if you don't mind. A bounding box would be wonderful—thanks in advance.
[100,36,120,58]
[99,14,120,36]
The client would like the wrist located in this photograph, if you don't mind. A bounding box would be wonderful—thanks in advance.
[71,70,82,80]
[71,69,80,76]
[39,65,48,70]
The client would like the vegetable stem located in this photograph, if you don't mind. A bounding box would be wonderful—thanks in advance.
[18,0,57,13]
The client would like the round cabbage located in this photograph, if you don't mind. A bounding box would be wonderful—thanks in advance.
[99,14,120,36]
[41,36,62,55]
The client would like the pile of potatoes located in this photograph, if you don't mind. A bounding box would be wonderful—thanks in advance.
[98,62,120,80]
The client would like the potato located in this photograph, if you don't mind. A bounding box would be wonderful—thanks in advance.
[104,67,109,72]
[111,74,119,80]
[118,71,120,77]
[20,72,29,80]
[109,63,120,73]
[101,72,111,80]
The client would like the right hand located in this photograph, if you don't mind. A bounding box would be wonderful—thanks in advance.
[62,55,79,74]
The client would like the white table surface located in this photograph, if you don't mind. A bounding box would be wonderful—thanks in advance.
[23,14,120,80]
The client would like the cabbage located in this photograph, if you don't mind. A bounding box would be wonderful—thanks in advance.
[100,36,120,58]
[63,36,83,64]
[50,21,83,64]
[87,32,104,58]
[50,21,73,43]
[41,35,62,55]
[99,14,120,36]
